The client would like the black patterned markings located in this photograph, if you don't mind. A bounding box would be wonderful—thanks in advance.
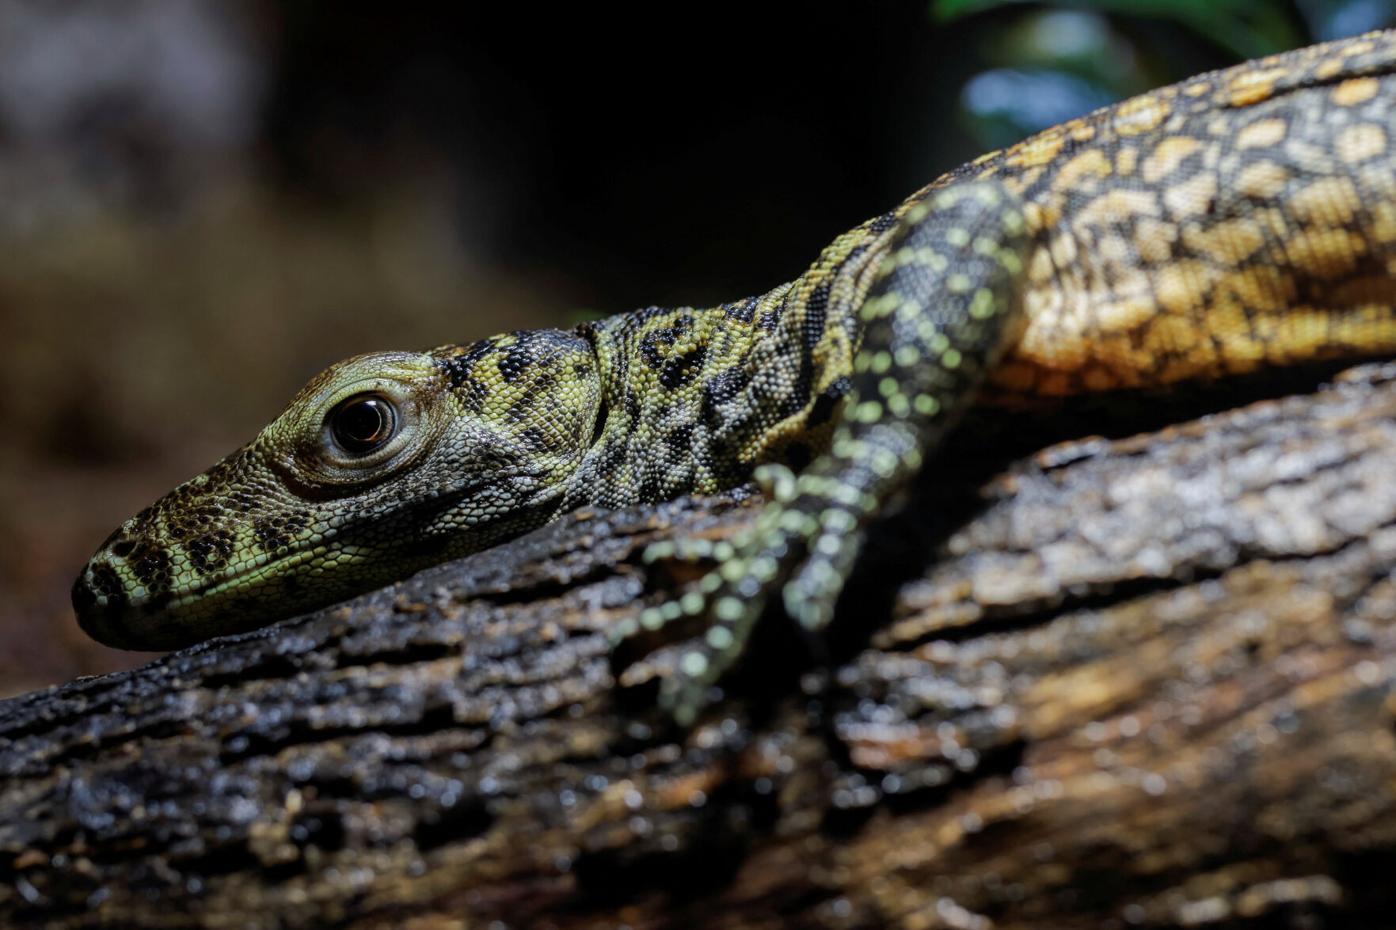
[436,339,497,414]
[456,376,490,415]
[126,541,172,595]
[187,529,235,574]
[588,431,627,481]
[777,286,829,420]
[438,337,497,386]
[518,426,550,453]
[659,343,708,390]
[636,464,667,503]
[499,329,588,383]
[122,536,177,608]
[568,399,601,448]
[498,338,537,383]
[638,316,689,368]
[506,386,543,424]
[698,365,752,434]
[868,208,899,236]
[72,561,128,611]
[634,315,712,389]
[722,296,758,324]
[88,563,126,606]
[253,510,311,555]
[664,423,696,462]
[802,281,830,347]
[165,502,226,544]
[228,488,262,516]
[704,366,748,404]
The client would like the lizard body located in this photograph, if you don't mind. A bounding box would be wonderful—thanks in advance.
[75,32,1396,720]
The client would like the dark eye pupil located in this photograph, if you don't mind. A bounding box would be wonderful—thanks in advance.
[331,396,397,453]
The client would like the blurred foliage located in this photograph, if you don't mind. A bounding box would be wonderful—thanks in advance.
[935,0,1303,58]
[937,0,1396,151]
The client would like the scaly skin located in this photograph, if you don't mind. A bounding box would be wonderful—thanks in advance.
[75,32,1396,722]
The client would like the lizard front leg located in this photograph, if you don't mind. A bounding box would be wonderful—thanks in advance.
[615,179,1034,724]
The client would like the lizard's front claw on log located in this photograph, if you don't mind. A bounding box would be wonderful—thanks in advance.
[614,491,855,725]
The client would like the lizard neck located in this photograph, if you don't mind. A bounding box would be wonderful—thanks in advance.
[563,215,899,512]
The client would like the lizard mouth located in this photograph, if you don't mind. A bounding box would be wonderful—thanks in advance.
[72,541,356,652]
[72,475,548,651]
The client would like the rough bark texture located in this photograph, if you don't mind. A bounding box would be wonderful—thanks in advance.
[4,365,1396,930]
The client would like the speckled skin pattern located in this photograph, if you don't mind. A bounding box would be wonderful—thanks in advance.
[75,32,1396,721]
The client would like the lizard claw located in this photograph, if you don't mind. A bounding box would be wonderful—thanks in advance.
[610,535,729,646]
[622,485,833,725]
[781,520,867,633]
[640,536,731,568]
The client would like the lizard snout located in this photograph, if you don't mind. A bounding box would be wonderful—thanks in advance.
[71,554,149,651]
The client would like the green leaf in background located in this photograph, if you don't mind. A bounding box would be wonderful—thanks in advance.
[953,10,1143,149]
[933,0,1304,60]
[961,66,1118,148]
[938,0,1396,157]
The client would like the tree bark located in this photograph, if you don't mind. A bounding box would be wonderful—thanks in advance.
[4,365,1396,930]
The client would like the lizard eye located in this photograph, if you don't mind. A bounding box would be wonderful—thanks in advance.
[328,394,399,455]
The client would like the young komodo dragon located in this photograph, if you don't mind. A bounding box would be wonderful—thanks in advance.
[74,31,1396,723]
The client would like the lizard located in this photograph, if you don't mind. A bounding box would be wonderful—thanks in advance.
[73,30,1396,724]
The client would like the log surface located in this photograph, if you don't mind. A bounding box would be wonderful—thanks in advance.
[4,366,1396,930]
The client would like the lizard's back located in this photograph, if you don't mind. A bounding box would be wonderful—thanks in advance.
[941,31,1396,398]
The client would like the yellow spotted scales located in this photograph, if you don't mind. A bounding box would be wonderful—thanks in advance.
[75,32,1396,722]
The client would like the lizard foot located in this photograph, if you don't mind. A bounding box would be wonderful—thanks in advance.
[612,465,850,725]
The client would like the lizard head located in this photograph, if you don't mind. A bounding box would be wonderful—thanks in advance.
[73,330,603,651]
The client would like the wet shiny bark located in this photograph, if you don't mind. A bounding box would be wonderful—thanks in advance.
[4,365,1396,929]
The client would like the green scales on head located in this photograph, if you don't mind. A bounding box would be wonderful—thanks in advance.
[75,32,1396,723]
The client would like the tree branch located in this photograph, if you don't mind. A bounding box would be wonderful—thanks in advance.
[4,366,1396,929]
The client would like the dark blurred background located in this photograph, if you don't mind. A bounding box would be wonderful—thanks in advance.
[3,0,1392,695]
